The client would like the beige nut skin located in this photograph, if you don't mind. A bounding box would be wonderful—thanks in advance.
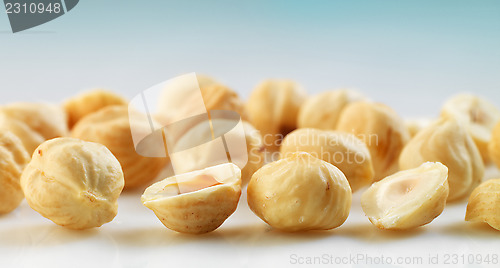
[246,80,307,151]
[280,128,374,192]
[0,131,30,214]
[441,93,500,164]
[20,138,124,230]
[141,163,241,234]
[490,122,500,169]
[247,152,352,232]
[0,113,45,154]
[1,102,68,140]
[336,102,410,181]
[64,89,128,129]
[399,118,484,202]
[72,106,168,190]
[465,179,500,231]
[0,103,68,153]
[361,162,449,230]
[200,84,248,121]
[298,89,367,130]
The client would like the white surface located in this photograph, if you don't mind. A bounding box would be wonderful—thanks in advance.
[1,167,500,268]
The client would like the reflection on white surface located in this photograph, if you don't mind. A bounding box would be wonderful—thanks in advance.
[1,167,500,267]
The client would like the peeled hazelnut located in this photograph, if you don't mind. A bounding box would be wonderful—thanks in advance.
[399,118,484,202]
[465,179,500,231]
[336,101,410,181]
[441,93,500,163]
[280,128,374,192]
[361,162,449,230]
[72,106,168,189]
[247,152,352,232]
[64,89,128,129]
[489,121,500,169]
[0,131,30,214]
[298,89,367,130]
[141,163,241,234]
[0,113,45,154]
[246,80,307,151]
[20,138,124,229]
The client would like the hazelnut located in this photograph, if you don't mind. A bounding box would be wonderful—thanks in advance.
[361,162,449,230]
[64,89,128,129]
[441,93,500,163]
[247,152,352,232]
[0,130,30,214]
[399,118,484,202]
[336,101,410,181]
[20,138,124,229]
[141,163,241,234]
[465,179,500,231]
[298,89,367,130]
[246,80,307,151]
[280,128,374,192]
[72,106,168,189]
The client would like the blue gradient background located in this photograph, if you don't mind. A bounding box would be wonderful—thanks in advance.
[0,0,499,117]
